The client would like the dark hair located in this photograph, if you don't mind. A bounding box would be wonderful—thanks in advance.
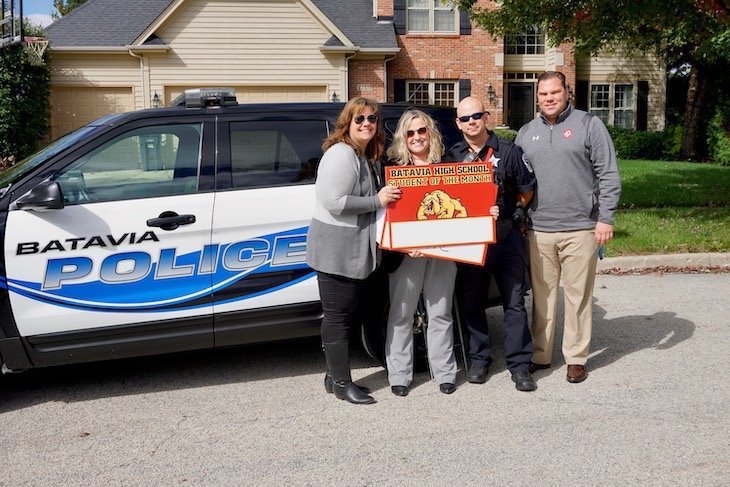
[537,71,567,89]
[322,97,385,161]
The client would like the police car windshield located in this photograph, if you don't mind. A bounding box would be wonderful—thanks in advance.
[0,125,101,195]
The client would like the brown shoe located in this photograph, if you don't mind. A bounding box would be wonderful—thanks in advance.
[528,362,550,374]
[566,365,587,383]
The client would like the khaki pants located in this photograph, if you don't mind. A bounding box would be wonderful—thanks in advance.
[527,230,598,365]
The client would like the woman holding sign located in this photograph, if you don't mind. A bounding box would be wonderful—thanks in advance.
[306,97,401,405]
[383,110,462,396]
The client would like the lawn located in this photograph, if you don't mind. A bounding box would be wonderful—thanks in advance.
[608,160,730,256]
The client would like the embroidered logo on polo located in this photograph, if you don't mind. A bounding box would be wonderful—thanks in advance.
[563,129,573,139]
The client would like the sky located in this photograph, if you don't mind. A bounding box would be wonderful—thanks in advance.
[15,0,57,28]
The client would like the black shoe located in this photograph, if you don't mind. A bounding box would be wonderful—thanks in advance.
[466,362,489,384]
[324,374,370,394]
[511,370,537,392]
[528,362,550,374]
[439,382,456,394]
[391,385,409,397]
[332,381,376,404]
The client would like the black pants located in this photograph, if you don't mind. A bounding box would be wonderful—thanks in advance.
[316,271,367,343]
[455,226,533,373]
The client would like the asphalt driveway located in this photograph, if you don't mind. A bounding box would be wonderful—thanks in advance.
[1,272,728,486]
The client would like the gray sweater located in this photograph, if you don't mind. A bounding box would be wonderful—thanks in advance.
[306,142,382,280]
[515,105,621,232]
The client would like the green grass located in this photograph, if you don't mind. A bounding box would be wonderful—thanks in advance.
[607,160,730,256]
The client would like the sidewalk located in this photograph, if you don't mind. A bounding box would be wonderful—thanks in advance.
[597,251,730,273]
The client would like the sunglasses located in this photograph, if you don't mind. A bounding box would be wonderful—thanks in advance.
[406,127,428,138]
[457,111,488,123]
[353,114,378,124]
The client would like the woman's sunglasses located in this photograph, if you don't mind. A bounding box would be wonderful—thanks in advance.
[353,114,379,124]
[406,127,428,138]
[457,111,487,123]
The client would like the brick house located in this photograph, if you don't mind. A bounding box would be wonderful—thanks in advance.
[45,0,665,140]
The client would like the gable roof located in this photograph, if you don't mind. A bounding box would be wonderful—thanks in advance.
[45,0,174,47]
[45,0,397,51]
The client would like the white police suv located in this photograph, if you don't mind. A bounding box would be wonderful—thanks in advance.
[0,89,461,373]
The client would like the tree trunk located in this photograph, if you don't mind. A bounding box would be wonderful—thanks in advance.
[680,64,711,160]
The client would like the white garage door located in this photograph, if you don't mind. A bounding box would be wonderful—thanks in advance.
[165,85,327,106]
[50,87,135,140]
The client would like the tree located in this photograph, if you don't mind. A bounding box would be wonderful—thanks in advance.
[454,0,730,160]
[53,0,87,17]
[0,42,50,166]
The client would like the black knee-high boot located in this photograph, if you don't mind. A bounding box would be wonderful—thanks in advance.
[322,341,376,404]
[323,344,371,394]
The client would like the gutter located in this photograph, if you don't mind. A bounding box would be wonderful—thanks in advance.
[127,49,149,109]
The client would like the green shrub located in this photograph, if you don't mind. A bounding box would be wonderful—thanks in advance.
[0,44,50,164]
[665,124,683,160]
[493,128,517,141]
[707,101,730,166]
[607,126,676,160]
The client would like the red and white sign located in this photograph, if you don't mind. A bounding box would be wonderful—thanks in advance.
[378,162,498,265]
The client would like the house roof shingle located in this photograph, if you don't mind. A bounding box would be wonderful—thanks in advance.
[45,0,397,50]
[45,0,174,47]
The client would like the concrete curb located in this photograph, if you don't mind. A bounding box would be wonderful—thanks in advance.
[596,252,730,272]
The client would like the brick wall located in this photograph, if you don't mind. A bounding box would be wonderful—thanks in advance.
[559,41,577,104]
[376,0,393,19]
[387,1,507,125]
[354,1,578,128]
[349,59,386,101]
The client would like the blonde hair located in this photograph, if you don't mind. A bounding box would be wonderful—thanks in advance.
[386,110,444,166]
[322,97,385,161]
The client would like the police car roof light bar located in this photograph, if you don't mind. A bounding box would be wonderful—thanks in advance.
[171,88,238,108]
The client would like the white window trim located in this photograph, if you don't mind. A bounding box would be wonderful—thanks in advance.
[406,0,458,34]
[589,82,636,128]
[406,80,458,107]
[504,27,545,55]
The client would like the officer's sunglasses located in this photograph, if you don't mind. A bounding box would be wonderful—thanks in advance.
[457,111,488,123]
[354,114,378,124]
[406,127,428,138]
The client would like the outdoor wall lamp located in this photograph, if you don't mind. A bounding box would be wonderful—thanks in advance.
[331,91,340,103]
[487,83,497,105]
[151,91,161,108]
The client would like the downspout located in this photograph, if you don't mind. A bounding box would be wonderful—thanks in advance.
[344,52,355,100]
[128,49,147,108]
[383,54,396,103]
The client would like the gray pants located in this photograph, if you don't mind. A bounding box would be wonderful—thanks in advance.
[386,255,457,386]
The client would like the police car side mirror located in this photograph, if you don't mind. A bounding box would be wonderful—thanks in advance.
[15,181,65,211]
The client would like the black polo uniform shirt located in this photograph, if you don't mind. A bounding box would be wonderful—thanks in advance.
[445,131,536,240]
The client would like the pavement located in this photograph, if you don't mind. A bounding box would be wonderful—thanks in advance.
[1,255,728,485]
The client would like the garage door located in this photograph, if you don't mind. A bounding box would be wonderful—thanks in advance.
[50,87,135,140]
[165,85,327,106]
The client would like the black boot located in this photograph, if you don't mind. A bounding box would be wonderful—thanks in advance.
[322,341,376,404]
[324,372,371,394]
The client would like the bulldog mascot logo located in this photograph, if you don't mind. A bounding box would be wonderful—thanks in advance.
[416,190,468,220]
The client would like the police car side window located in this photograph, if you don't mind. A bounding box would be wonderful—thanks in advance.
[53,123,202,204]
[229,120,326,189]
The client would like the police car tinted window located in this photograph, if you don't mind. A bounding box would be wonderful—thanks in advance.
[52,124,202,204]
[0,126,101,192]
[229,120,327,189]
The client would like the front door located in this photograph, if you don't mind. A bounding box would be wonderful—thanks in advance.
[508,83,535,130]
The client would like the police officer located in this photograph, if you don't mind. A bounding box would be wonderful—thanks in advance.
[445,96,537,392]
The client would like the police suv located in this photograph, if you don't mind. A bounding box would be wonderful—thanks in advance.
[0,89,462,374]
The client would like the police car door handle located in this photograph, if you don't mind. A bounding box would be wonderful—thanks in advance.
[146,211,196,231]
